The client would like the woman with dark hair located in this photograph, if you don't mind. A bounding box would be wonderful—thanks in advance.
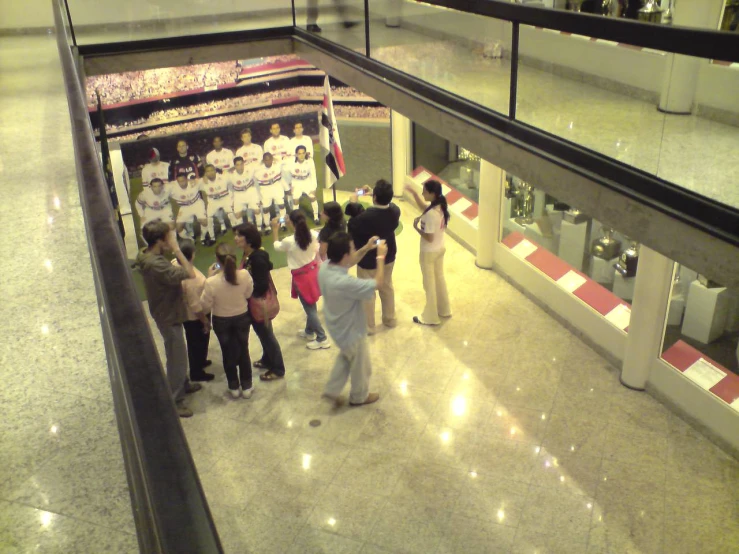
[201,243,255,398]
[234,223,286,381]
[317,201,346,261]
[272,211,330,350]
[405,180,452,325]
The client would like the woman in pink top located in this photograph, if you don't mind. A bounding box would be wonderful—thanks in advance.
[201,243,254,399]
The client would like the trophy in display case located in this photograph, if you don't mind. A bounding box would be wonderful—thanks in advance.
[638,0,663,23]
[563,207,588,224]
[614,240,640,277]
[514,182,535,226]
[698,275,723,288]
[591,227,622,260]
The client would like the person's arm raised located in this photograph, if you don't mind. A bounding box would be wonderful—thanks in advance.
[405,184,428,211]
[167,231,195,279]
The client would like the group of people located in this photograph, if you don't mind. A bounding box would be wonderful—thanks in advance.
[134,121,320,246]
[134,177,452,418]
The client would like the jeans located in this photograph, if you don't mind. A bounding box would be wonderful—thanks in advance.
[156,323,189,402]
[252,319,286,376]
[212,312,253,391]
[183,317,211,378]
[299,293,327,342]
[323,338,372,404]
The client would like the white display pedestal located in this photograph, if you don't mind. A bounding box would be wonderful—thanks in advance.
[533,189,547,218]
[613,271,636,302]
[591,256,618,286]
[667,293,686,326]
[681,281,730,344]
[723,288,739,332]
[545,205,564,235]
[524,222,555,252]
[558,220,588,271]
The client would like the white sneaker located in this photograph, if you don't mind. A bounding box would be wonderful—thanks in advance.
[242,387,253,399]
[297,330,317,340]
[229,387,241,399]
[307,340,331,350]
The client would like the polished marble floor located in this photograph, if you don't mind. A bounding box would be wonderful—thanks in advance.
[0,36,137,552]
[143,190,739,553]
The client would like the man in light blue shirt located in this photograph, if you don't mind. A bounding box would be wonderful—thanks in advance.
[319,232,387,406]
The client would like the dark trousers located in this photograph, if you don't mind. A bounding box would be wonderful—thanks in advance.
[183,318,210,378]
[307,0,347,24]
[212,312,253,391]
[252,319,286,376]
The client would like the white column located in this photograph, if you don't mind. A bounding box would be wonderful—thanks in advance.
[658,0,724,113]
[621,246,675,390]
[391,110,411,197]
[476,160,503,269]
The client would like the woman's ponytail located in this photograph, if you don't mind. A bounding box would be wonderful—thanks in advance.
[216,243,239,285]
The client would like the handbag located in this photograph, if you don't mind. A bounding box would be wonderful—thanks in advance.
[248,274,280,323]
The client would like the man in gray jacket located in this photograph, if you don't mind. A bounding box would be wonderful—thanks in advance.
[135,221,202,417]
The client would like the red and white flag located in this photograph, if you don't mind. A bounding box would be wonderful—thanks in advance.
[319,75,346,189]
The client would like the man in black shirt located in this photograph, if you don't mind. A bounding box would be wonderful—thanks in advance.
[169,139,202,181]
[347,179,400,334]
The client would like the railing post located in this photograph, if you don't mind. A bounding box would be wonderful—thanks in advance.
[364,0,371,57]
[508,21,519,120]
[62,0,77,46]
[291,0,296,27]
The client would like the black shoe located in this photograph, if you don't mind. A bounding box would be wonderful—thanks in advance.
[202,233,216,247]
[343,21,359,29]
[307,24,322,32]
[253,359,270,370]
[314,218,321,226]
[204,359,212,368]
[261,227,271,236]
[185,382,203,394]
[191,372,215,382]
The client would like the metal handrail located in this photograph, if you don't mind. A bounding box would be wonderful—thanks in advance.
[52,0,223,552]
[414,0,739,62]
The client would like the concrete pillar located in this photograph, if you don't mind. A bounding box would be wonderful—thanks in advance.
[658,0,724,113]
[390,110,412,197]
[621,246,675,390]
[476,160,503,269]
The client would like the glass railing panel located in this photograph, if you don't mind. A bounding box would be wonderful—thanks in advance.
[67,0,293,45]
[295,0,368,53]
[369,1,512,116]
[516,24,739,211]
[661,264,739,411]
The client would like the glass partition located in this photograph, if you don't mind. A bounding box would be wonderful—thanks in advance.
[295,0,368,53]
[501,175,635,333]
[413,123,481,203]
[370,0,512,116]
[68,0,294,45]
[661,264,739,409]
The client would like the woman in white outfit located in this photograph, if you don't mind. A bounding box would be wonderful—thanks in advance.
[406,180,452,325]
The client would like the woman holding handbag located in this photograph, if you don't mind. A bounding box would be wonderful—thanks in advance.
[234,223,286,381]
[272,210,330,350]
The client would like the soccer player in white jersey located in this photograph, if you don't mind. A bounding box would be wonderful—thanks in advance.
[284,145,320,224]
[234,128,263,166]
[141,148,170,188]
[263,122,291,163]
[199,164,232,246]
[171,173,207,240]
[255,152,286,235]
[289,122,314,160]
[135,178,173,240]
[205,136,234,173]
[229,156,264,230]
